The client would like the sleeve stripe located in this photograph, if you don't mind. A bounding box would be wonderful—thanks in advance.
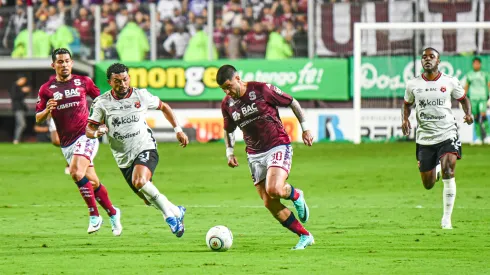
[87,119,101,125]
[457,94,467,101]
[157,101,164,110]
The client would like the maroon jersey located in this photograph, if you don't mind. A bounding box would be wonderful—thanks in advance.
[36,75,100,147]
[221,82,293,154]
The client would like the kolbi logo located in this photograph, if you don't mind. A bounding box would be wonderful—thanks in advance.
[111,115,140,128]
[418,99,445,109]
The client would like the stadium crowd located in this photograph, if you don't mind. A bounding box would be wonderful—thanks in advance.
[0,0,309,60]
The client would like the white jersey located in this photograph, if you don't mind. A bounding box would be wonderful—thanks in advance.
[404,72,466,145]
[88,88,162,168]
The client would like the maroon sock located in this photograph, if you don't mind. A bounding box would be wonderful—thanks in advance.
[94,184,117,216]
[281,212,309,236]
[76,177,99,216]
[288,185,300,201]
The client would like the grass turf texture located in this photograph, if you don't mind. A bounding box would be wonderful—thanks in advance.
[0,142,489,275]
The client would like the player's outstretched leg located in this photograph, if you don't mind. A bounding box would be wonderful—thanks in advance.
[266,167,309,223]
[86,167,122,236]
[440,154,457,230]
[256,182,314,250]
[132,164,185,237]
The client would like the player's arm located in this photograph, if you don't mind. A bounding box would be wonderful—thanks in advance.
[86,98,108,138]
[222,104,238,168]
[35,86,57,124]
[289,98,313,146]
[158,101,189,148]
[451,77,473,125]
[401,84,414,136]
[85,77,101,99]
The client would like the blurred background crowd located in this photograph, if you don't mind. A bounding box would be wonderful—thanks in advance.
[0,0,310,61]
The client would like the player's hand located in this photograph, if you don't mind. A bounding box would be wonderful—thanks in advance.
[402,119,411,136]
[302,130,313,146]
[95,124,108,137]
[176,131,188,148]
[464,114,474,125]
[46,99,57,112]
[227,155,239,168]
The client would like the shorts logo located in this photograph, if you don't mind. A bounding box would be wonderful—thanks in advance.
[417,161,421,168]
[138,151,150,163]
[135,101,141,108]
[440,86,446,93]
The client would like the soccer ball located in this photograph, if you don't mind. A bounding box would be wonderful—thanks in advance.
[205,225,233,252]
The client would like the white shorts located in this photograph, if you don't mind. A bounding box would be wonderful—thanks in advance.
[61,135,99,167]
[48,118,56,132]
[247,144,293,185]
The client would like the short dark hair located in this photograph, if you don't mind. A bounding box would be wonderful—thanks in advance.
[216,65,237,86]
[52,48,72,62]
[107,63,129,80]
[423,47,440,58]
[473,57,482,63]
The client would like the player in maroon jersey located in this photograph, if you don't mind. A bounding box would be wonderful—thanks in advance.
[217,64,315,250]
[35,48,122,235]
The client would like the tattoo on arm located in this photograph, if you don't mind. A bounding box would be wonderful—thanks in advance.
[224,130,235,148]
[289,99,306,123]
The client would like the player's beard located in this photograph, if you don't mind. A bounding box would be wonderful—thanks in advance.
[115,87,129,98]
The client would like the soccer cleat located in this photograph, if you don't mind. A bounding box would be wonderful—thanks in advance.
[109,207,123,236]
[165,216,184,237]
[441,217,453,230]
[292,234,315,250]
[87,215,103,234]
[293,189,309,223]
[177,206,186,238]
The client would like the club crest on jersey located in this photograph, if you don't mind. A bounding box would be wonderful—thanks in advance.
[135,101,141,108]
[53,92,63,100]
[440,86,446,93]
[232,111,241,121]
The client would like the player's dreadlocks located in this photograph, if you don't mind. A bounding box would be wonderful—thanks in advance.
[107,63,129,80]
[216,64,237,86]
[51,48,72,62]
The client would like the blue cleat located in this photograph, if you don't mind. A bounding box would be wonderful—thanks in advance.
[87,215,103,234]
[292,234,315,250]
[109,207,123,236]
[177,206,186,237]
[293,189,309,223]
[165,216,184,238]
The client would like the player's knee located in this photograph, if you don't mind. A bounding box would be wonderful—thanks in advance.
[265,183,281,198]
[133,177,148,190]
[422,179,435,190]
[90,181,100,189]
[70,168,85,182]
[442,167,454,179]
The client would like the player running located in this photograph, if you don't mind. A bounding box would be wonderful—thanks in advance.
[216,64,314,250]
[36,48,122,235]
[402,47,473,230]
[464,57,490,145]
[86,63,188,237]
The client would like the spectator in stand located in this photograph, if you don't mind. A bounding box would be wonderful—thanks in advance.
[243,6,255,26]
[188,15,205,36]
[275,2,294,28]
[9,73,31,144]
[260,6,274,27]
[265,27,293,60]
[157,0,181,21]
[224,25,242,59]
[158,21,175,58]
[3,4,27,50]
[135,10,151,37]
[242,22,268,58]
[291,23,307,57]
[281,19,296,43]
[213,17,227,58]
[116,20,149,61]
[222,0,243,28]
[184,0,207,17]
[73,6,94,59]
[184,20,217,61]
[171,7,187,29]
[101,3,115,27]
[163,22,190,59]
[44,6,65,35]
[115,6,130,30]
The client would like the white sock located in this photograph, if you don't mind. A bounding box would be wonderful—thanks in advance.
[436,163,441,177]
[442,178,456,218]
[139,182,175,219]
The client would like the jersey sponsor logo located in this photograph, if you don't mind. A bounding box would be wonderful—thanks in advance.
[53,92,63,100]
[414,88,424,93]
[241,103,258,117]
[57,101,80,110]
[49,84,57,89]
[238,116,260,128]
[419,112,446,120]
[426,88,437,92]
[113,129,141,141]
[64,88,80,98]
[232,111,241,121]
[111,115,140,128]
[418,99,445,108]
[440,86,446,93]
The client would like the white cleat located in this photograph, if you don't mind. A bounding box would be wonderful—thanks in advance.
[109,207,123,236]
[88,215,103,234]
[441,217,453,230]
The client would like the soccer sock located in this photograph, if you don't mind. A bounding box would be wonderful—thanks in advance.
[281,212,309,236]
[76,177,99,217]
[442,178,456,218]
[94,184,117,216]
[288,184,300,201]
[139,181,175,219]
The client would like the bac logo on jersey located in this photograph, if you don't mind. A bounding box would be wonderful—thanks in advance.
[426,88,437,92]
[440,86,446,93]
[53,92,63,100]
[241,103,258,116]
[135,101,141,108]
[64,88,80,98]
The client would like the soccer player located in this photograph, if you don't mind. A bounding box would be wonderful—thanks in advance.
[36,48,122,235]
[464,57,490,145]
[402,47,473,229]
[86,63,188,237]
[216,64,314,250]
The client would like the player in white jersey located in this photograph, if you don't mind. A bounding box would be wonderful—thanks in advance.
[86,63,189,237]
[402,48,473,230]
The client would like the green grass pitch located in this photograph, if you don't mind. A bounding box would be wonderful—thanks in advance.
[0,142,489,275]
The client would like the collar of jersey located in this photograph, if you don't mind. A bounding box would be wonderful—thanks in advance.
[421,72,442,82]
[111,87,133,100]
